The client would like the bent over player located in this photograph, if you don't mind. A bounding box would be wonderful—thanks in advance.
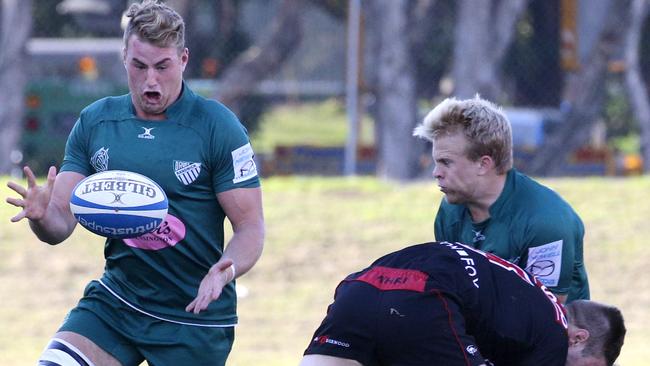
[300,242,625,366]
[5,1,264,365]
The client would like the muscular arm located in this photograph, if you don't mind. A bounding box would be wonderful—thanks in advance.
[6,167,84,245]
[185,186,264,314]
[218,186,265,278]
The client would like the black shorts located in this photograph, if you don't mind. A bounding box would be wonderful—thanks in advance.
[303,266,487,366]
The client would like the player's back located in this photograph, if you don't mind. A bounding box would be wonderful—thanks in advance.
[364,241,568,365]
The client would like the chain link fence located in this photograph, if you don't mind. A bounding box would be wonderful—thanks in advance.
[21,0,645,177]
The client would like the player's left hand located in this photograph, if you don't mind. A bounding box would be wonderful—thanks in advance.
[185,258,235,314]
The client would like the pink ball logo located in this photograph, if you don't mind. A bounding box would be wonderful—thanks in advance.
[124,214,186,250]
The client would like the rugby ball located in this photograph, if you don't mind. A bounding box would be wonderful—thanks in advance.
[70,170,168,239]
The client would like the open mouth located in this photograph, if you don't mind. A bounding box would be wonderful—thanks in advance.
[144,91,161,102]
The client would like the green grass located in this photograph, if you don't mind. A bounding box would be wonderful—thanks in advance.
[250,99,375,154]
[1,175,649,365]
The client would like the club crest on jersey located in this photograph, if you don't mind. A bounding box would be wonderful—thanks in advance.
[138,127,155,140]
[174,161,201,185]
[91,147,109,172]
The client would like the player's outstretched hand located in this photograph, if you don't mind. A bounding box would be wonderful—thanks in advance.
[6,166,57,223]
[186,258,235,314]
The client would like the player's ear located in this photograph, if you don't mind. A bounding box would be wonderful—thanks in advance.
[476,155,494,175]
[180,48,189,71]
[569,328,590,346]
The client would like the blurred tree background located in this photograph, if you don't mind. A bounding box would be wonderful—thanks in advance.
[1,0,649,179]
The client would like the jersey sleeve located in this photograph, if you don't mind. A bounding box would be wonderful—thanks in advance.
[210,112,260,194]
[60,116,93,175]
[521,214,584,295]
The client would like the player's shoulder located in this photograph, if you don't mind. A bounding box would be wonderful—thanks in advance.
[510,170,576,212]
[507,171,583,234]
[79,94,131,125]
[185,88,245,131]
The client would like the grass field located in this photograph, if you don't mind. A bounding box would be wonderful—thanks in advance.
[1,174,649,365]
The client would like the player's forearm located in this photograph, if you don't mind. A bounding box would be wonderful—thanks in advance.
[29,202,77,245]
[222,219,265,278]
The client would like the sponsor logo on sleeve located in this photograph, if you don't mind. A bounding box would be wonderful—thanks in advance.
[525,240,563,287]
[231,143,258,184]
[313,335,350,348]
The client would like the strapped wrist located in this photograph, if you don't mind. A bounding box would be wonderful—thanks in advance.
[227,263,236,282]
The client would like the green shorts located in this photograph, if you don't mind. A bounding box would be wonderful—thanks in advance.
[58,281,235,366]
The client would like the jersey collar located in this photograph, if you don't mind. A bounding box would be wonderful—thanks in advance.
[124,81,197,122]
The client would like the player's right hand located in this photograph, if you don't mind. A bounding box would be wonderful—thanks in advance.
[6,166,57,222]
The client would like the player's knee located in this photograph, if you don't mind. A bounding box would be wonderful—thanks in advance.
[37,338,95,366]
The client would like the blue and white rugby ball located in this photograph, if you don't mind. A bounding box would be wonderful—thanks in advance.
[70,170,168,239]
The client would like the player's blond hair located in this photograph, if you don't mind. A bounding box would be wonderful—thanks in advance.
[123,0,185,53]
[413,95,513,174]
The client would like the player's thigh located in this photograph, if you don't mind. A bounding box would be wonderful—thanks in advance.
[140,324,234,366]
[300,354,364,366]
[37,331,122,366]
[56,291,144,366]
[377,289,486,366]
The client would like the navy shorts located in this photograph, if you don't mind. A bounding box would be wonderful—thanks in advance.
[303,267,488,366]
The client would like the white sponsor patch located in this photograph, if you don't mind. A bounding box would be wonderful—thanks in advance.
[232,143,258,183]
[525,240,563,287]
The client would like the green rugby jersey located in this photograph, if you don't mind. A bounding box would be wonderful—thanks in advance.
[434,169,589,302]
[61,83,260,325]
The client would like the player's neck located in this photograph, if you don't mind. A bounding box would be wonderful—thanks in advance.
[566,352,606,366]
[468,173,506,223]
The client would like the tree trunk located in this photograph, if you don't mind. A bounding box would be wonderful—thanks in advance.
[452,0,528,101]
[528,0,630,176]
[214,0,304,114]
[624,0,650,173]
[372,0,419,180]
[0,0,31,176]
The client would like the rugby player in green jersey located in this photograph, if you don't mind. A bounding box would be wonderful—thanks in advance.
[6,1,264,365]
[413,95,588,304]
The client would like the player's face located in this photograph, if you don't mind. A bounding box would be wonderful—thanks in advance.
[431,132,482,204]
[124,35,188,120]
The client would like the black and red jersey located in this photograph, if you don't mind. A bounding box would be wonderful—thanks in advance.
[304,242,568,365]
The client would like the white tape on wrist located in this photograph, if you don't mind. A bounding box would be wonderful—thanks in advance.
[228,263,236,282]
